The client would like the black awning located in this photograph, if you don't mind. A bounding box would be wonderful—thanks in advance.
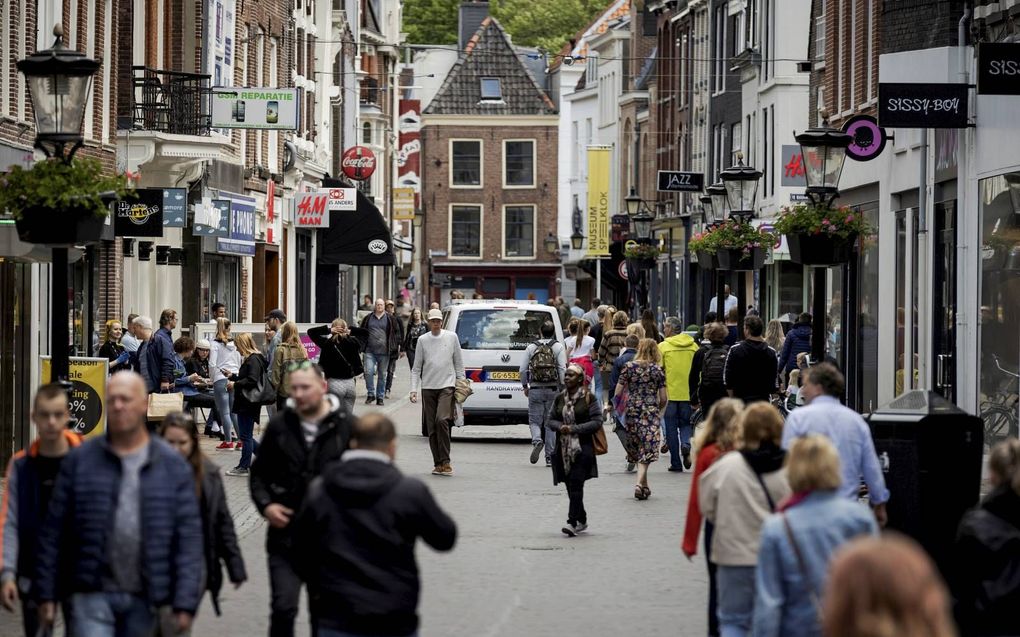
[316,188,395,266]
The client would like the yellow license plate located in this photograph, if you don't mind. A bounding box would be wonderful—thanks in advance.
[488,371,520,381]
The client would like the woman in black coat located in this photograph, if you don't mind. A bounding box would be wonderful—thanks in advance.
[158,413,246,626]
[547,363,603,538]
[307,318,367,416]
[953,438,1020,637]
[227,333,268,477]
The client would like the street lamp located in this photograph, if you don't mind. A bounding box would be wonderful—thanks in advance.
[706,182,729,224]
[570,228,585,251]
[17,24,101,387]
[795,119,852,364]
[412,208,423,228]
[544,232,558,254]
[795,122,852,208]
[699,194,715,226]
[17,25,101,162]
[720,160,763,221]
[624,188,643,217]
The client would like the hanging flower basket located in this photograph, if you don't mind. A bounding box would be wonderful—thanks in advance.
[717,247,766,271]
[15,206,107,245]
[695,250,717,270]
[627,257,657,270]
[787,233,858,266]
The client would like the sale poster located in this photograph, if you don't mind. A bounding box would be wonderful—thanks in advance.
[40,356,109,437]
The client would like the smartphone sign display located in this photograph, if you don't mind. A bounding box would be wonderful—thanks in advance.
[211,88,299,130]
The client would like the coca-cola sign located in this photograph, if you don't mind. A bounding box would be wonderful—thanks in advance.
[341,146,377,181]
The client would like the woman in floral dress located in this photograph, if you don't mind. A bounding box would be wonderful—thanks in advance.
[617,337,668,500]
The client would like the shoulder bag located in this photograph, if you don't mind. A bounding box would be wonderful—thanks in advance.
[241,355,277,406]
[781,513,824,622]
[581,392,609,455]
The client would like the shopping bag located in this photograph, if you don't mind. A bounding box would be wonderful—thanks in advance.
[453,402,465,427]
[147,391,184,421]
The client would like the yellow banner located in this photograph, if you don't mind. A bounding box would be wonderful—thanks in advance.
[586,147,611,257]
[40,356,109,438]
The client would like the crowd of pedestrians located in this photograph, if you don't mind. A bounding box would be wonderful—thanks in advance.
[1,294,1017,637]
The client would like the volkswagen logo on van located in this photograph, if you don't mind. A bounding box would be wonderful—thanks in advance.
[501,354,511,363]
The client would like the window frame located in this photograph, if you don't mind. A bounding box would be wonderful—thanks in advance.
[502,138,537,189]
[501,204,537,260]
[448,203,484,259]
[449,138,484,189]
[480,77,503,101]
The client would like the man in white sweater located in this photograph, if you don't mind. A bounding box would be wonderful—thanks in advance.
[410,309,465,476]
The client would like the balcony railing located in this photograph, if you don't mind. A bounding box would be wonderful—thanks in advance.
[131,66,212,136]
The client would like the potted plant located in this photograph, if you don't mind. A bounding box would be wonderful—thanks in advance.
[709,219,775,271]
[0,158,131,245]
[624,242,660,270]
[688,229,718,270]
[773,204,872,266]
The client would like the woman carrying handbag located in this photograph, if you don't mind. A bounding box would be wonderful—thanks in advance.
[547,363,604,538]
[307,318,367,415]
[226,333,271,477]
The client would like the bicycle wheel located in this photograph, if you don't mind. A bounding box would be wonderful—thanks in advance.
[691,407,704,433]
[982,406,1018,447]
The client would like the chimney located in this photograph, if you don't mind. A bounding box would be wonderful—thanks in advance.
[459,2,490,50]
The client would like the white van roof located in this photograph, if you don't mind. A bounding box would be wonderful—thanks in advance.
[447,299,555,308]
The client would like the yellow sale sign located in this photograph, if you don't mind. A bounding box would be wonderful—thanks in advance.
[40,356,108,438]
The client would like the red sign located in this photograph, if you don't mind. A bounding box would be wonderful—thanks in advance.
[295,192,330,228]
[266,179,276,243]
[341,146,377,181]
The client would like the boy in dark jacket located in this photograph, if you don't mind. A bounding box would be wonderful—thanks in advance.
[778,313,813,384]
[293,413,457,637]
[0,384,80,637]
[250,362,351,637]
[35,372,203,636]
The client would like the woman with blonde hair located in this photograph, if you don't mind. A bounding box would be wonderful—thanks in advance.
[682,397,744,637]
[270,321,308,410]
[616,338,667,500]
[598,310,630,400]
[952,438,1020,636]
[626,322,646,340]
[824,534,957,637]
[97,319,131,371]
[307,318,367,415]
[753,435,879,636]
[764,319,785,353]
[699,402,791,636]
[225,333,268,477]
[210,317,241,450]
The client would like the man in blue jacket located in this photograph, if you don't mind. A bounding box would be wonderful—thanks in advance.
[145,308,179,393]
[35,371,204,636]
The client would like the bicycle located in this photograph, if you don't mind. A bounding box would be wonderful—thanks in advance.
[980,354,1019,447]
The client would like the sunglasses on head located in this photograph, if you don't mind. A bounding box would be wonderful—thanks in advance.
[285,360,317,373]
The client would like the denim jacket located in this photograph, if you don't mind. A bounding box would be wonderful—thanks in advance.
[751,491,878,637]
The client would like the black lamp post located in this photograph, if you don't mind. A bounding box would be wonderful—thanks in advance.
[720,161,763,221]
[624,188,658,315]
[796,122,852,364]
[18,25,101,385]
[570,228,585,251]
[706,182,729,225]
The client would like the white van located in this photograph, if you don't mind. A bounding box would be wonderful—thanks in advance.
[443,299,564,427]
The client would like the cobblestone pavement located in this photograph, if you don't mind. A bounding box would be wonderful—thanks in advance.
[2,363,710,636]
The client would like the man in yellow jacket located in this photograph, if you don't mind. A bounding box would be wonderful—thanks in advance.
[658,317,700,471]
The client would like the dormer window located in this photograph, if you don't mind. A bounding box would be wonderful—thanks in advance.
[480,78,503,101]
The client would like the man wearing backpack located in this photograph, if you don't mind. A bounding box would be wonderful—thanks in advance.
[520,321,566,466]
[689,322,731,418]
[659,317,700,471]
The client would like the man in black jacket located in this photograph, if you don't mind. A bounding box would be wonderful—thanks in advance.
[723,315,779,404]
[294,413,457,637]
[250,363,351,637]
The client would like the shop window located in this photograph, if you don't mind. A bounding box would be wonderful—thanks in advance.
[855,203,880,412]
[503,205,535,258]
[481,277,510,297]
[450,140,482,187]
[504,140,535,187]
[978,175,1020,445]
[450,205,482,257]
[203,258,239,323]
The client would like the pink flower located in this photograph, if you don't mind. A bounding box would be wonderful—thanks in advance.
[846,214,855,222]
[822,219,831,225]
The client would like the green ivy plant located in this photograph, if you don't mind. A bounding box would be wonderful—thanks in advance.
[624,243,660,260]
[0,158,132,220]
[773,203,873,240]
[690,219,775,255]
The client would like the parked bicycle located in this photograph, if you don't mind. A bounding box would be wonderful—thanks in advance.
[980,354,1019,446]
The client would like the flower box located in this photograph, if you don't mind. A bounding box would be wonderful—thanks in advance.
[695,250,717,270]
[627,257,657,270]
[15,207,107,246]
[716,247,766,271]
[787,233,857,266]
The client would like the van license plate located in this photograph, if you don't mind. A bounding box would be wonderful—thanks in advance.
[487,370,520,381]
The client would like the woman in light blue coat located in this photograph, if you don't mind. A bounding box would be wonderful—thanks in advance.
[751,435,879,637]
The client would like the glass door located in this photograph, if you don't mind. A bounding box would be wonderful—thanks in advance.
[932,201,957,402]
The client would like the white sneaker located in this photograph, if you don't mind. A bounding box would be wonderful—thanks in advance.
[561,523,577,537]
[574,522,588,534]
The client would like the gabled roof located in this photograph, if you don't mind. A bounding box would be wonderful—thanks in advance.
[423,17,557,116]
[549,0,631,71]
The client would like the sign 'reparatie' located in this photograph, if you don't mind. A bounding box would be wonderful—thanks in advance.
[210,88,300,130]
[878,83,969,129]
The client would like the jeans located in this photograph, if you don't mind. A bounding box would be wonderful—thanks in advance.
[716,565,756,637]
[268,552,304,637]
[591,367,603,402]
[385,351,398,392]
[363,352,389,399]
[663,400,693,469]
[236,412,259,469]
[527,386,559,460]
[70,591,155,637]
[318,630,419,637]
[566,478,586,526]
[213,378,237,444]
[327,378,356,415]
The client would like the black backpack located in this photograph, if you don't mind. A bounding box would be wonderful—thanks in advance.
[700,345,729,390]
[529,340,560,385]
